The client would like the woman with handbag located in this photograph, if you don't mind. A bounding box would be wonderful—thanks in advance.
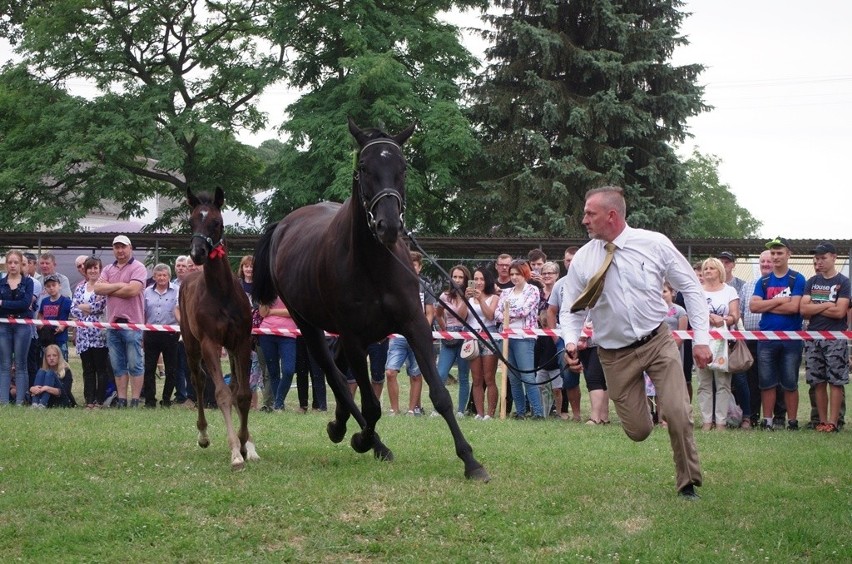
[697,258,740,430]
[464,267,499,420]
[495,260,545,419]
[435,265,472,417]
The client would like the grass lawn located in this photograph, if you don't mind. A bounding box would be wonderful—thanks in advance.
[1,353,849,562]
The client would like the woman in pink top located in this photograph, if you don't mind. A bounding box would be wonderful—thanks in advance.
[495,260,544,419]
[257,296,299,410]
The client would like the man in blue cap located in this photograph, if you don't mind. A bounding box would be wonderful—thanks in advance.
[749,237,807,430]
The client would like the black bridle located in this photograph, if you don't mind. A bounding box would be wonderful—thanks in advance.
[355,138,406,237]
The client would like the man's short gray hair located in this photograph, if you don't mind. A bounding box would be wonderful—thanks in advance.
[585,185,626,218]
[153,263,172,277]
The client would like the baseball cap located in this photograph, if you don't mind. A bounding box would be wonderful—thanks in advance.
[43,273,61,284]
[810,242,837,255]
[717,251,736,262]
[112,235,132,246]
[765,236,791,250]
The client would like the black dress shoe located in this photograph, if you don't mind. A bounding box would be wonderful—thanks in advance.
[678,484,700,500]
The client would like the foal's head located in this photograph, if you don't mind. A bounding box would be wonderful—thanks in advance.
[187,187,226,266]
[348,118,415,246]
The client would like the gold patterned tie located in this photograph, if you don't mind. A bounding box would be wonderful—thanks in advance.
[570,242,616,313]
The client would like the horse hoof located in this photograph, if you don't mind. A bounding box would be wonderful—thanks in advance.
[245,441,260,462]
[351,432,372,454]
[374,447,394,462]
[198,439,210,449]
[465,466,491,483]
[231,457,246,472]
[327,421,345,444]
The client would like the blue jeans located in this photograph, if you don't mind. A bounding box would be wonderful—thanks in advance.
[106,329,143,376]
[507,338,543,417]
[732,372,751,418]
[757,340,803,392]
[0,323,32,405]
[259,335,297,409]
[437,342,470,412]
[175,340,189,402]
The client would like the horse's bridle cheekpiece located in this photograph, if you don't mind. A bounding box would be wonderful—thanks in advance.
[355,138,405,238]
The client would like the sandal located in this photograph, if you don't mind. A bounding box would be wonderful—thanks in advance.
[586,419,602,425]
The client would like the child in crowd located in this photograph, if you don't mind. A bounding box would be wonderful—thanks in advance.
[37,274,72,361]
[30,344,75,408]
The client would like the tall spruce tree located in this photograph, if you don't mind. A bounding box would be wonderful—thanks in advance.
[464,0,706,236]
[261,1,485,232]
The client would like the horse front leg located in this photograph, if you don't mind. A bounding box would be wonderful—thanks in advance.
[297,326,366,444]
[407,324,490,482]
[232,344,259,462]
[341,339,392,461]
[204,342,244,471]
[184,338,210,449]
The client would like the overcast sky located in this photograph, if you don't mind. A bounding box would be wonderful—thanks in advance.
[670,0,851,240]
[3,1,850,240]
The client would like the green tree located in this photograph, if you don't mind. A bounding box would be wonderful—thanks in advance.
[261,1,485,232]
[463,0,707,236]
[679,149,761,238]
[0,0,288,230]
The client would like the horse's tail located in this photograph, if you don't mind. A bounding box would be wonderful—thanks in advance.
[252,222,278,306]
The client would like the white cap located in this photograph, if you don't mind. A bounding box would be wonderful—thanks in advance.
[112,235,132,246]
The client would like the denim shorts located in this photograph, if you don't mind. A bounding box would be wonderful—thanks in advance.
[757,340,803,392]
[385,336,421,377]
[107,329,144,377]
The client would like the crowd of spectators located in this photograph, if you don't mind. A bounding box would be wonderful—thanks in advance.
[0,235,848,434]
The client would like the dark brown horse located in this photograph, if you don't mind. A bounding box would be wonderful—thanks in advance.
[179,187,258,470]
[253,119,489,481]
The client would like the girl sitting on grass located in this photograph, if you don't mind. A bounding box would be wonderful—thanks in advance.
[29,344,75,408]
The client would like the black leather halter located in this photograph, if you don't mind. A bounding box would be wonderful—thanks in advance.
[355,138,405,235]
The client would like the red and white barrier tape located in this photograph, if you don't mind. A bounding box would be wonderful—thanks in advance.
[2,317,850,341]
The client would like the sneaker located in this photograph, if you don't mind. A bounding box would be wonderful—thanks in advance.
[412,406,424,417]
[387,409,397,416]
[759,420,774,431]
[455,411,465,419]
[260,405,272,413]
[482,415,492,421]
[102,391,117,408]
[787,420,799,431]
[806,421,819,430]
[114,398,128,409]
[430,411,441,417]
[130,399,141,408]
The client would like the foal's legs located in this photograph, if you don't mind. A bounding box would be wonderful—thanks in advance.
[183,336,210,449]
[230,345,259,462]
[201,339,245,471]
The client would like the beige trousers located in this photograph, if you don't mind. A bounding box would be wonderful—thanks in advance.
[598,324,703,491]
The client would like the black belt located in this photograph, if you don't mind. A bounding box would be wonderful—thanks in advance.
[616,324,663,351]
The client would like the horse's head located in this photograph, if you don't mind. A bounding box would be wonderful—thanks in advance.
[349,117,415,246]
[187,187,226,266]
